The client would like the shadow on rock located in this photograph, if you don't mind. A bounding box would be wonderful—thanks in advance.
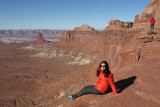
[106,76,137,94]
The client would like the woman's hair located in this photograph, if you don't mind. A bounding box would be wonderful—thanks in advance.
[96,61,111,77]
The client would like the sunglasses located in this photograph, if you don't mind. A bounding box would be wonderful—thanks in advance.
[101,66,106,67]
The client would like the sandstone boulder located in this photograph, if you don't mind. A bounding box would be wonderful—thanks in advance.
[105,19,133,30]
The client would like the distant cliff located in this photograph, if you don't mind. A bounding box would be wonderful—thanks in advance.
[60,25,99,43]
[0,29,65,38]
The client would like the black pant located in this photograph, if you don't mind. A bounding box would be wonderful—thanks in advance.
[73,85,103,99]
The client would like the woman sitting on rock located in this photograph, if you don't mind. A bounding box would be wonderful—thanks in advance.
[66,61,118,101]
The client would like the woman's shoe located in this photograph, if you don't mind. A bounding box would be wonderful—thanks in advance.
[66,95,75,101]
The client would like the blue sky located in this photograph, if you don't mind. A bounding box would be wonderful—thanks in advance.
[0,0,152,30]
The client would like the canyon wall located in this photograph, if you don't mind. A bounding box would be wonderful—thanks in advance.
[56,0,160,69]
[133,0,160,30]
[28,0,160,70]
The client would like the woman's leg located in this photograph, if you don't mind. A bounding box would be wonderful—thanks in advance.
[72,85,102,99]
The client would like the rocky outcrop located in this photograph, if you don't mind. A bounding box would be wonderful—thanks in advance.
[59,25,99,43]
[59,24,146,68]
[133,0,160,30]
[105,19,133,30]
[60,31,99,43]
[57,0,160,69]
[74,24,96,31]
[58,25,160,69]
[34,32,48,45]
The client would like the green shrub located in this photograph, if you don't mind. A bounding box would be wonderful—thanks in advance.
[147,30,154,35]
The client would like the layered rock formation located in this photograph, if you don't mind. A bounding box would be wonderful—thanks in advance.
[57,0,160,70]
[60,25,99,43]
[34,32,49,45]
[133,0,160,30]
[59,24,146,69]
[105,0,160,31]
[105,19,133,30]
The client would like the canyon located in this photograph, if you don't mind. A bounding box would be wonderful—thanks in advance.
[0,29,65,44]
[0,0,160,107]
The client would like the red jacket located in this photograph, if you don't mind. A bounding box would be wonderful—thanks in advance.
[150,18,155,24]
[95,68,117,94]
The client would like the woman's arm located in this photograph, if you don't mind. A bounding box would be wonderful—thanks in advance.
[108,73,118,95]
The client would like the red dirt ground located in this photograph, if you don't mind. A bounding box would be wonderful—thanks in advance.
[0,43,82,107]
[0,43,160,107]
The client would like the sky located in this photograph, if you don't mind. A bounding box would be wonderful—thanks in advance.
[0,0,152,30]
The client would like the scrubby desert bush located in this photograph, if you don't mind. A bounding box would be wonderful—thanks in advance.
[147,30,154,35]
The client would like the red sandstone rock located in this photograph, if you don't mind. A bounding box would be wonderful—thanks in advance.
[34,32,48,45]
[1,0,160,107]
[58,27,143,69]
[74,24,96,31]
[105,19,133,30]
[59,31,99,43]
[133,0,160,30]
[59,25,99,43]
[57,0,160,70]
